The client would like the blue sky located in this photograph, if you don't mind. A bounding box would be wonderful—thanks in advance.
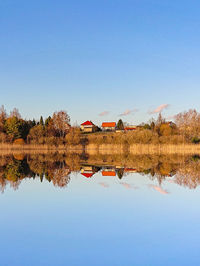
[1,0,200,126]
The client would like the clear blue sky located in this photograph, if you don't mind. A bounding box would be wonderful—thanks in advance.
[1,0,200,126]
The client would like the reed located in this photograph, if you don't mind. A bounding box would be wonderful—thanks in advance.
[86,143,200,154]
[1,143,200,155]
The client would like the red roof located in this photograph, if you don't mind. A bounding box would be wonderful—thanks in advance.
[81,173,94,178]
[102,122,116,128]
[124,168,137,172]
[81,120,94,126]
[124,127,136,130]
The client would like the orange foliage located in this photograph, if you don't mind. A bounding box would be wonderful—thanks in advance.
[13,138,25,145]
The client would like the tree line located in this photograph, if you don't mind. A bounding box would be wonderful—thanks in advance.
[89,110,200,145]
[0,106,81,145]
[0,105,200,145]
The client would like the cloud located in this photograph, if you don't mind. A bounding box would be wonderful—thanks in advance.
[99,182,109,188]
[168,179,175,184]
[99,111,110,116]
[149,104,170,114]
[119,109,138,116]
[166,115,175,120]
[148,185,169,195]
[120,183,139,190]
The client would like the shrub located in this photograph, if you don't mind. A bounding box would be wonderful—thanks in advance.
[191,137,200,144]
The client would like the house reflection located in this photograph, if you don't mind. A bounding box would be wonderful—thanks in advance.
[102,169,116,177]
[0,153,200,192]
[80,165,100,178]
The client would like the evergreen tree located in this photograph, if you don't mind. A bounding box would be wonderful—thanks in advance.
[40,116,44,126]
[45,116,51,127]
[32,119,36,127]
[117,119,124,130]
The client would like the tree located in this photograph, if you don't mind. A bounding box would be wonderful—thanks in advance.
[40,116,44,126]
[155,113,166,136]
[117,119,124,130]
[27,125,45,144]
[175,109,200,140]
[159,123,172,136]
[156,113,165,126]
[143,123,151,130]
[0,105,7,132]
[52,111,70,137]
[32,119,36,127]
[4,117,26,140]
[117,168,124,179]
[65,127,81,145]
[10,108,21,119]
[45,116,51,127]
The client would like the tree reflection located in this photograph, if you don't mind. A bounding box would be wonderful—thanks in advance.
[0,153,200,192]
[0,153,73,192]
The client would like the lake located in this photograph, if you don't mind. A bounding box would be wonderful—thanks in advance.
[0,152,200,266]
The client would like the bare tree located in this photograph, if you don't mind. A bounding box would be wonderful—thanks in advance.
[52,111,70,137]
[10,108,21,119]
[175,109,200,140]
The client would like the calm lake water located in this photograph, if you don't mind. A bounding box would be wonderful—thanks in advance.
[0,153,200,266]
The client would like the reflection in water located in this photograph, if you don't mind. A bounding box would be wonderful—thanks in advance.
[148,185,169,195]
[0,153,200,192]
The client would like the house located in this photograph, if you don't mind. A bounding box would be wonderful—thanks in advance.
[81,120,97,133]
[124,125,137,131]
[102,122,116,131]
[124,168,137,173]
[80,165,100,178]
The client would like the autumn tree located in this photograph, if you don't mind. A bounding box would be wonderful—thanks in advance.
[155,113,166,136]
[159,123,172,136]
[0,105,7,132]
[4,117,27,141]
[65,127,81,145]
[27,125,45,144]
[45,116,51,127]
[156,113,165,126]
[10,108,21,119]
[52,111,70,137]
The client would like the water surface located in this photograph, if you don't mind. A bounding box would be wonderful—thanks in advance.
[0,153,200,266]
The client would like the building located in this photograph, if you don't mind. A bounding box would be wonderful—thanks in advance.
[80,165,100,178]
[102,170,116,176]
[124,168,137,173]
[81,121,97,133]
[102,122,116,131]
[124,125,137,131]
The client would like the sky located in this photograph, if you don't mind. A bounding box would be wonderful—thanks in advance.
[1,0,200,126]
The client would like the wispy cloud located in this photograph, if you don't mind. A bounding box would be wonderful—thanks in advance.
[166,115,175,120]
[148,185,169,195]
[119,109,138,116]
[99,111,110,116]
[120,183,139,190]
[149,104,170,114]
[99,182,109,188]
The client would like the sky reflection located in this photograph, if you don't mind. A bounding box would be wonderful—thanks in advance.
[0,154,200,265]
